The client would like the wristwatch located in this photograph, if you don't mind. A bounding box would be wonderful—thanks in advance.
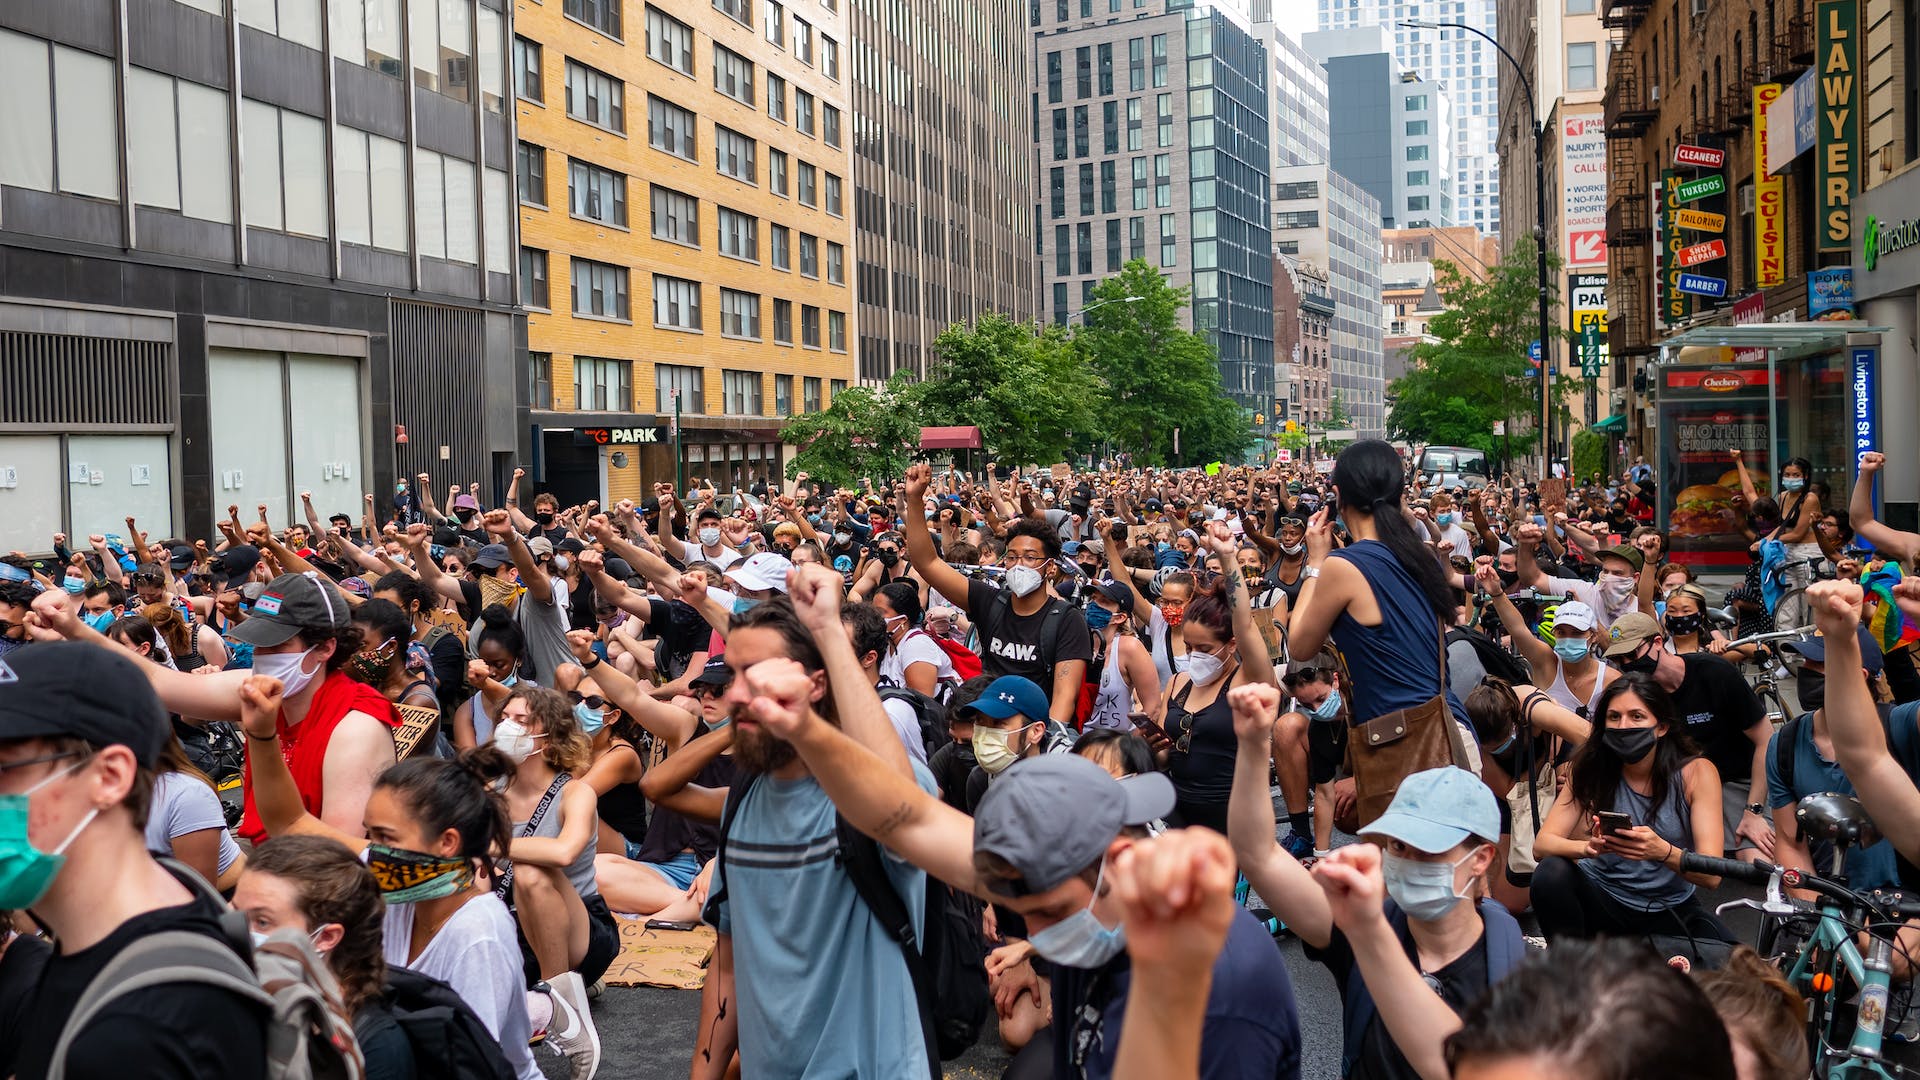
[1301,566,1321,579]
[1746,802,1767,816]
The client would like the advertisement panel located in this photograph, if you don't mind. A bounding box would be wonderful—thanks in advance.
[1766,69,1818,175]
[1657,365,1773,566]
[1662,171,1692,324]
[1810,266,1856,319]
[1816,0,1859,251]
[1754,83,1786,287]
[1570,272,1608,380]
[1562,113,1608,267]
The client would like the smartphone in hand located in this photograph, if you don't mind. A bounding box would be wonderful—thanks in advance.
[1596,811,1633,835]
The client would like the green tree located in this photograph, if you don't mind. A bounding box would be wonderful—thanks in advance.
[1386,235,1574,460]
[1076,260,1251,465]
[779,370,924,487]
[921,314,1102,466]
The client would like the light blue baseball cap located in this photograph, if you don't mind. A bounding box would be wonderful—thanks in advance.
[1363,767,1501,854]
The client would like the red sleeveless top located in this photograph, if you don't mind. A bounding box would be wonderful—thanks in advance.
[238,670,402,843]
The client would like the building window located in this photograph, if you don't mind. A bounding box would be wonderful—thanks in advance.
[771,224,791,269]
[1157,93,1172,147]
[714,44,754,105]
[718,207,758,261]
[770,149,789,195]
[1405,119,1428,136]
[574,357,632,411]
[572,258,630,320]
[715,125,756,182]
[720,293,762,340]
[1129,215,1144,260]
[828,310,846,351]
[775,374,793,414]
[1054,223,1070,276]
[799,233,819,277]
[1406,144,1429,161]
[1404,94,1426,111]
[714,0,752,28]
[657,364,705,413]
[1100,159,1116,213]
[1567,0,1595,12]
[802,376,821,411]
[1079,162,1094,214]
[1567,42,1597,90]
[240,100,328,236]
[649,96,696,159]
[826,241,844,284]
[1159,213,1175,267]
[516,141,546,204]
[568,158,627,226]
[723,369,764,413]
[1153,153,1170,208]
[822,35,840,80]
[1074,105,1089,156]
[1106,218,1121,271]
[514,37,542,102]
[1076,45,1092,97]
[796,90,816,136]
[1076,221,1092,274]
[823,104,842,147]
[1406,170,1429,186]
[1127,97,1142,150]
[1053,108,1068,160]
[768,73,787,121]
[646,7,693,73]
[1408,195,1430,210]
[795,18,813,64]
[650,184,699,245]
[797,162,817,206]
[825,173,842,215]
[653,274,701,329]
[774,299,794,343]
[520,247,549,307]
[1050,166,1065,217]
[1047,51,1062,103]
[1103,100,1119,154]
[765,0,786,45]
[329,0,404,74]
[564,0,621,38]
[529,352,553,409]
[1097,41,1113,94]
[1151,33,1166,86]
[564,61,624,133]
[801,305,821,347]
[122,67,232,222]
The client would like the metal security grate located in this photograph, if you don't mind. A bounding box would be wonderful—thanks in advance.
[390,299,488,484]
[0,331,176,426]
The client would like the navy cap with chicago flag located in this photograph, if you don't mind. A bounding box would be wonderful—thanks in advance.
[225,571,349,648]
[0,641,168,766]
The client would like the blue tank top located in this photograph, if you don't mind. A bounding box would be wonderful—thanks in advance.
[1581,770,1697,911]
[1328,540,1466,727]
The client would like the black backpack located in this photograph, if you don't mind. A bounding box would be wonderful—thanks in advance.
[1447,625,1533,687]
[381,966,517,1080]
[703,774,988,1073]
[880,685,950,762]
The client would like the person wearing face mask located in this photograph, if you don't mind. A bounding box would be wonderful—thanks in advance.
[849,532,916,603]
[962,676,1072,813]
[902,464,1093,727]
[1082,581,1162,734]
[1601,612,1775,865]
[668,505,743,571]
[1476,577,1616,720]
[1233,691,1524,1080]
[0,579,36,659]
[1271,664,1350,860]
[1663,584,1734,657]
[42,572,401,846]
[0,643,270,1080]
[762,697,1304,1080]
[77,580,126,635]
[453,605,531,751]
[1510,525,1649,631]
[1732,451,1824,632]
[875,581,958,698]
[1099,524,1195,685]
[488,687,616,1067]
[235,836,423,1080]
[1424,492,1474,555]
[1532,672,1735,944]
[350,599,440,716]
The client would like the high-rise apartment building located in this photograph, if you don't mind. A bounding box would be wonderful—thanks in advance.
[0,0,524,551]
[851,0,1035,385]
[1254,14,1331,169]
[516,0,856,505]
[1272,164,1386,439]
[1031,0,1275,412]
[1304,27,1455,229]
[1318,0,1501,235]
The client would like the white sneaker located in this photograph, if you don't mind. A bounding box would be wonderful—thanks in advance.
[545,973,601,1080]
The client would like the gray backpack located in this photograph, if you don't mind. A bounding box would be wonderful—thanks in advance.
[47,859,364,1080]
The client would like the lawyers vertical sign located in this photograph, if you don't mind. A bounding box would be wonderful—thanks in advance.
[1754,83,1786,287]
[1817,0,1858,252]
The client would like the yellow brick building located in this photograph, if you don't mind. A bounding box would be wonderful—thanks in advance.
[513,0,855,505]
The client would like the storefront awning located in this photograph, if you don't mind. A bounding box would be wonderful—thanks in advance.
[1592,413,1627,434]
[1659,322,1891,362]
[920,426,983,449]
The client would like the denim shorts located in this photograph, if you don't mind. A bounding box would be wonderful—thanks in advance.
[628,847,701,891]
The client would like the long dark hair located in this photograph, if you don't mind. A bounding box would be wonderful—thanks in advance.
[1331,440,1457,621]
[375,746,515,871]
[1568,672,1698,817]
[474,604,525,659]
[248,835,388,1014]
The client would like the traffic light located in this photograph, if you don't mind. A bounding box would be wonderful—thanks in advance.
[1255,413,1265,427]
[1286,420,1299,433]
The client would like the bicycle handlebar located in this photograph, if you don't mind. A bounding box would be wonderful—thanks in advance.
[1720,626,1814,650]
[1680,852,1776,886]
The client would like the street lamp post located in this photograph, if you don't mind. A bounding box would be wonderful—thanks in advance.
[1068,294,1145,322]
[1401,20,1554,474]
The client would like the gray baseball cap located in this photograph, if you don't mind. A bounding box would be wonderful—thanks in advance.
[972,754,1175,896]
[1363,766,1501,854]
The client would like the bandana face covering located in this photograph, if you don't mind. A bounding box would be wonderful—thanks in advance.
[365,843,474,903]
[478,575,521,612]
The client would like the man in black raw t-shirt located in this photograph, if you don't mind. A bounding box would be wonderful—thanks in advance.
[0,640,267,1079]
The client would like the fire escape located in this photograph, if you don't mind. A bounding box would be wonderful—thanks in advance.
[1603,0,1656,361]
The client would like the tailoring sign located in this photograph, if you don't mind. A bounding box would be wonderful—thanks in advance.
[1676,209,1727,232]
[1754,83,1787,287]
[1816,0,1859,251]
[1562,113,1608,267]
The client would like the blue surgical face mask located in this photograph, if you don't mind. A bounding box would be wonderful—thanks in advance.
[1085,602,1114,631]
[1782,477,1806,492]
[1307,687,1343,721]
[499,673,519,689]
[1436,512,1455,526]
[81,610,116,632]
[1380,848,1478,921]
[1553,638,1590,664]
[1026,857,1126,968]
[573,701,607,735]
[62,578,86,595]
[733,595,761,614]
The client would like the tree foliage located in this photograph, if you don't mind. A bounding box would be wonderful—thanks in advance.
[778,371,923,487]
[922,314,1102,467]
[1386,235,1576,460]
[1075,261,1251,466]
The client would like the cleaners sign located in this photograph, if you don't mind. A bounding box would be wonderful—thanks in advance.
[1674,144,1725,168]
[1817,0,1858,251]
[1754,83,1786,287]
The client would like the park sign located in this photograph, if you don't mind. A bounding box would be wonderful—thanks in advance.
[1816,0,1859,251]
[1675,144,1726,169]
[1676,174,1727,202]
[1676,209,1727,232]
[1677,239,1727,267]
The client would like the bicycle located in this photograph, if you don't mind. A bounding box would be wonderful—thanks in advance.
[1715,624,1813,726]
[1688,794,1920,1078]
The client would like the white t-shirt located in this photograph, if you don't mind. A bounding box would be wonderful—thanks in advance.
[881,630,957,690]
[144,771,241,874]
[384,892,543,1080]
[882,696,930,765]
[675,534,743,570]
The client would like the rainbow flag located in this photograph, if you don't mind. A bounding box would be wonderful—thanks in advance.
[1862,562,1920,654]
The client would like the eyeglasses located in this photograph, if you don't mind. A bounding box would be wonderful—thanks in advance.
[565,691,609,710]
[131,573,165,587]
[1004,551,1052,567]
[0,749,83,780]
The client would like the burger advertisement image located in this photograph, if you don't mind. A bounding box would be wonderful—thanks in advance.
[1657,364,1773,565]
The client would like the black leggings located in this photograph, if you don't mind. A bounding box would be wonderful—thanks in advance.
[1532,856,1732,943]
[1166,799,1230,835]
